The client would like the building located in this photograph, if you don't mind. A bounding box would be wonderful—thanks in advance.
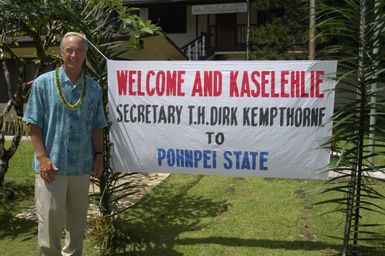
[1,0,303,105]
[123,0,260,60]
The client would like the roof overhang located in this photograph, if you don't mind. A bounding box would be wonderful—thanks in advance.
[3,34,186,60]
[122,0,247,7]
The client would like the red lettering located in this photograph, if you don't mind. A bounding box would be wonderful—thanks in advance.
[146,70,155,96]
[261,71,270,97]
[300,71,308,97]
[128,71,136,95]
[166,71,178,96]
[118,68,326,99]
[202,71,222,96]
[213,71,222,96]
[240,71,250,97]
[146,70,185,96]
[250,71,260,97]
[178,71,186,96]
[191,71,203,96]
[291,71,301,97]
[229,71,239,97]
[164,70,185,96]
[280,71,289,98]
[314,71,324,98]
[270,71,278,97]
[116,70,143,96]
[117,70,128,95]
[203,71,213,96]
[136,71,144,96]
[155,71,166,96]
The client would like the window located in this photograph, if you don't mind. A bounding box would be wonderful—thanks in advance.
[149,6,186,34]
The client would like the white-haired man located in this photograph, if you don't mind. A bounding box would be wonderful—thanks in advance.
[23,32,107,255]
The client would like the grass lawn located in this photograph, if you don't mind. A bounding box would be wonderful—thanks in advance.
[0,141,36,256]
[1,141,385,255]
[119,175,385,256]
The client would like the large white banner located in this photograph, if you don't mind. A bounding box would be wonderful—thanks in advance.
[108,60,337,180]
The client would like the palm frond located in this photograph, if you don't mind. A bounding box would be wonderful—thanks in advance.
[315,0,385,254]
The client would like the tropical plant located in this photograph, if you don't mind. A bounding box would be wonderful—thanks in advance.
[0,0,63,187]
[1,0,161,255]
[315,0,385,255]
[249,0,308,60]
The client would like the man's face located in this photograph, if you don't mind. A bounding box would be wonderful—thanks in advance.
[61,36,86,72]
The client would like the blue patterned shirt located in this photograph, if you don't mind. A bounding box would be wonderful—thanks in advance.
[23,66,107,175]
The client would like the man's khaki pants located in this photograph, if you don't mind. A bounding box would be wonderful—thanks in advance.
[35,174,90,256]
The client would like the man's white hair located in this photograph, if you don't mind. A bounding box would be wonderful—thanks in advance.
[60,32,88,52]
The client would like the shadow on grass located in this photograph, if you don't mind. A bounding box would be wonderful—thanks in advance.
[108,175,228,255]
[101,175,382,256]
[0,181,36,240]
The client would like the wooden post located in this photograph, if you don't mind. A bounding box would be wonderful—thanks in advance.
[246,0,251,60]
[309,0,316,60]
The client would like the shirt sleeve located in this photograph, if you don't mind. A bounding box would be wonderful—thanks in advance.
[92,87,108,132]
[23,77,46,128]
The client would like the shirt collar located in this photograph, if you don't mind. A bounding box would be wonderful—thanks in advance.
[60,65,84,88]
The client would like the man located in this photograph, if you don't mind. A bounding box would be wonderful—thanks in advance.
[23,32,107,255]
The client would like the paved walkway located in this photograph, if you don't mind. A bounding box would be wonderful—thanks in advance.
[15,172,170,222]
[329,170,385,179]
[88,172,169,218]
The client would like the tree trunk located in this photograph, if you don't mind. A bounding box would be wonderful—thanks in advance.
[0,133,21,186]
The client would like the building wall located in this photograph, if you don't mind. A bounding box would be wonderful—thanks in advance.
[167,6,197,47]
[139,4,257,49]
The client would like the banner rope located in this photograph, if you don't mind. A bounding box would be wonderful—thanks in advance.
[86,38,109,61]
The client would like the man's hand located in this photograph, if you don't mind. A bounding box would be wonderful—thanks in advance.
[38,156,58,183]
[92,154,104,178]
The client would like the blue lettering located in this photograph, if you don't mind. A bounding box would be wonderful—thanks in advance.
[184,149,194,167]
[157,148,166,166]
[222,150,269,171]
[250,151,258,170]
[223,151,232,169]
[157,148,217,169]
[241,151,251,170]
[176,149,184,167]
[260,151,269,170]
[203,150,211,168]
[193,150,203,168]
[167,149,175,166]
[233,151,242,169]
[158,148,268,171]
